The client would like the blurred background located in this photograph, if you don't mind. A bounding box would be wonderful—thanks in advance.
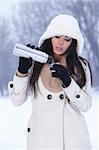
[0,0,99,95]
[0,0,99,150]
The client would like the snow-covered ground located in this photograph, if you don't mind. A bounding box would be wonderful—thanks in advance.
[0,88,99,150]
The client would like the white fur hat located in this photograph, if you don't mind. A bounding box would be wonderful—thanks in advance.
[38,14,84,55]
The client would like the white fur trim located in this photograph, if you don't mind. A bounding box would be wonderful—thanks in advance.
[38,14,84,55]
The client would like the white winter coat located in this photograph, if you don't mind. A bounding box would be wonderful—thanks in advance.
[8,60,92,150]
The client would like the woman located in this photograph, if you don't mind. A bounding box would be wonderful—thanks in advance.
[8,14,92,150]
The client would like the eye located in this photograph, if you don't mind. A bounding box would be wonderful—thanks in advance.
[65,36,72,42]
[55,36,61,38]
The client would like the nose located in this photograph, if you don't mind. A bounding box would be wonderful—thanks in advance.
[58,36,65,45]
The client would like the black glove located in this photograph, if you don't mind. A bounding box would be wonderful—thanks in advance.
[18,43,33,74]
[18,57,32,74]
[50,63,71,87]
[26,43,35,49]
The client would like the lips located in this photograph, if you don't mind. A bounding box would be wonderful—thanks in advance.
[56,46,64,51]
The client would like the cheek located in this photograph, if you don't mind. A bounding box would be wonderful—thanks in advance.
[64,41,72,49]
[52,39,57,45]
[51,39,57,49]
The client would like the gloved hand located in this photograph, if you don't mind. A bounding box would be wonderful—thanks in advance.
[18,57,32,74]
[26,43,35,49]
[50,63,71,87]
[18,44,33,74]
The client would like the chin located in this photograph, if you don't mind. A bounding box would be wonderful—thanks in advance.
[54,49,66,55]
[54,51,66,56]
[53,53,66,62]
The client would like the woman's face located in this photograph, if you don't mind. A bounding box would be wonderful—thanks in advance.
[51,35,72,56]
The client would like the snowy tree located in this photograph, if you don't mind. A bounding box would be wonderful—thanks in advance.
[0,11,18,95]
[64,0,99,85]
[11,1,57,45]
[0,0,99,95]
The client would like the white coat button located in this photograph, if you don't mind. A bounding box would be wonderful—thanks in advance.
[76,94,80,98]
[47,94,52,100]
[10,83,13,88]
[27,128,31,132]
[59,94,64,100]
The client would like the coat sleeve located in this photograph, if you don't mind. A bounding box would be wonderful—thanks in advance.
[63,61,92,112]
[8,73,30,106]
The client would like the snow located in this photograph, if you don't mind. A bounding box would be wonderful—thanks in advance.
[0,88,99,150]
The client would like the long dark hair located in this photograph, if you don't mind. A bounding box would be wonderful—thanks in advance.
[29,38,92,96]
[29,39,52,95]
